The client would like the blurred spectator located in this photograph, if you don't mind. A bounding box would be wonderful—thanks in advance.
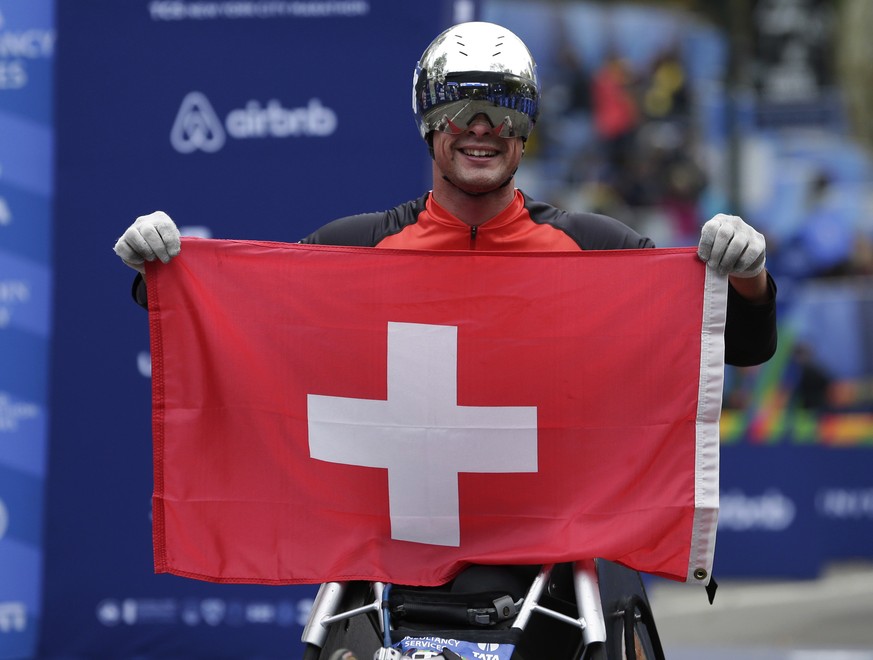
[636,122,707,245]
[592,50,640,177]
[850,232,873,275]
[540,31,706,246]
[660,153,708,245]
[554,29,593,117]
[773,172,856,280]
[643,43,690,122]
[788,343,833,411]
[490,0,873,436]
[538,20,597,185]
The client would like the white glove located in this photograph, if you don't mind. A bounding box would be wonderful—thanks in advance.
[114,211,181,274]
[697,213,766,278]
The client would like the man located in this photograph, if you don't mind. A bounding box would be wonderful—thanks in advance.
[115,21,774,366]
[114,21,776,659]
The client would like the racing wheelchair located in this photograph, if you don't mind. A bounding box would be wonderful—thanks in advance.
[301,559,665,660]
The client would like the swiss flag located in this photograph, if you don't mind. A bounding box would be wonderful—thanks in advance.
[146,239,727,587]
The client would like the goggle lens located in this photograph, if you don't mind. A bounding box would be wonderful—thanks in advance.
[417,77,538,139]
[441,114,514,138]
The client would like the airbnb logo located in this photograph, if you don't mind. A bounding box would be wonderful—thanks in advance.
[170,92,225,153]
[170,91,338,153]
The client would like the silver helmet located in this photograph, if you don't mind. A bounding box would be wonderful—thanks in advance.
[412,21,539,141]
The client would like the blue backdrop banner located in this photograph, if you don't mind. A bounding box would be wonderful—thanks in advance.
[34,0,873,656]
[717,444,873,579]
[45,2,458,657]
[0,1,54,658]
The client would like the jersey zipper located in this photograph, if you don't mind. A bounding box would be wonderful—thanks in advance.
[470,225,478,250]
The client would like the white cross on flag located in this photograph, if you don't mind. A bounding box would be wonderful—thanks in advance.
[147,239,727,587]
[309,321,539,547]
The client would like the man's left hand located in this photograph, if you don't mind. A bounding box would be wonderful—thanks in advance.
[697,213,766,278]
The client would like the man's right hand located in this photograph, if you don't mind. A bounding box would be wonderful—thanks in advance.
[114,211,182,274]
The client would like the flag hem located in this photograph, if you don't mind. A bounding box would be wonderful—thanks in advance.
[146,263,169,574]
[688,267,728,585]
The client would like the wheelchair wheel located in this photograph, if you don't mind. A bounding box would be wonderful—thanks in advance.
[311,582,382,659]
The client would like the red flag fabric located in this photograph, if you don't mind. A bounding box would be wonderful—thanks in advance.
[146,239,727,587]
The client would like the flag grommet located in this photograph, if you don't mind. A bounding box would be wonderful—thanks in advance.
[693,568,708,581]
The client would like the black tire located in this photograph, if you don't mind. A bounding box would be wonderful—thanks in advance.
[581,641,609,660]
[318,582,383,658]
[301,643,322,660]
[596,560,665,660]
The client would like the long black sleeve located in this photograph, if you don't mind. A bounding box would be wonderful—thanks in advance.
[724,273,778,367]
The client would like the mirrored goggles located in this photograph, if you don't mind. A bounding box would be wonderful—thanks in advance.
[418,79,538,139]
[430,101,533,138]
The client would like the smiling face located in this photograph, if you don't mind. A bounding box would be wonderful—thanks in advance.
[431,114,524,196]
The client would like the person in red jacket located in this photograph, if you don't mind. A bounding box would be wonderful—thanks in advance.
[113,21,776,660]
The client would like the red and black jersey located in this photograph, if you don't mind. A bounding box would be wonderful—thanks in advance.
[300,189,777,366]
[300,190,653,252]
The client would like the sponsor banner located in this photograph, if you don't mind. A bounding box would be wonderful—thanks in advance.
[0,250,51,337]
[716,446,822,578]
[811,450,873,560]
[0,183,52,263]
[47,0,452,656]
[396,635,513,660]
[0,1,54,118]
[0,464,43,653]
[94,594,313,629]
[0,1,53,658]
[716,444,873,578]
[147,0,372,21]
